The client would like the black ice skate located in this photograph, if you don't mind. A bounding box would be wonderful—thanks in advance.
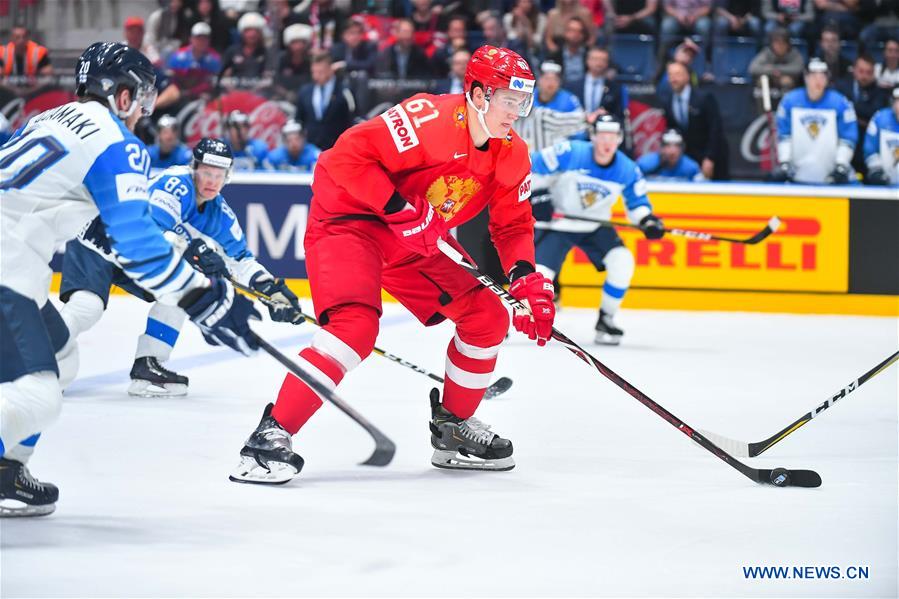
[0,458,59,517]
[429,389,514,471]
[128,357,188,397]
[229,404,304,485]
[595,310,623,345]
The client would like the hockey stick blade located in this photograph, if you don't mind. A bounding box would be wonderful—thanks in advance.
[484,376,514,400]
[436,239,821,488]
[558,214,780,245]
[700,350,899,458]
[251,331,396,467]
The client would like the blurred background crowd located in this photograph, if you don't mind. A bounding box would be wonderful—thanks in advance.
[0,0,897,183]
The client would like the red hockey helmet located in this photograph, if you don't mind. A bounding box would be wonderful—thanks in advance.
[464,45,535,117]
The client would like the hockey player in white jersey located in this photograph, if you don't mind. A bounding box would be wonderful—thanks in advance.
[530,115,665,345]
[771,58,859,184]
[863,87,899,186]
[0,42,259,517]
[59,138,302,397]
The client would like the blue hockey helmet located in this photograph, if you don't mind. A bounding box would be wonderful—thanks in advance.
[75,42,157,119]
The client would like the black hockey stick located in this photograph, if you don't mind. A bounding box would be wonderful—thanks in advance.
[701,350,899,458]
[231,279,514,399]
[436,239,821,488]
[251,331,396,467]
[557,214,781,245]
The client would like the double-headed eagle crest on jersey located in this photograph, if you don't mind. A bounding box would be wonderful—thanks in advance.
[799,114,827,139]
[426,176,482,219]
[453,104,466,128]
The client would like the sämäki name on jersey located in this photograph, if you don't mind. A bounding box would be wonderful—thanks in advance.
[380,104,420,153]
[28,104,102,140]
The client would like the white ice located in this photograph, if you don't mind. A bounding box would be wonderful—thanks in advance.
[2,294,897,598]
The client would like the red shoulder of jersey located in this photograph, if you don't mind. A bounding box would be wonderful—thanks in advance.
[491,128,531,191]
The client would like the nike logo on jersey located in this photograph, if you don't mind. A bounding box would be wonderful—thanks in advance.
[454,152,467,159]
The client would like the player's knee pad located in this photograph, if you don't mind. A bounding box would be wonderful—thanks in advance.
[603,246,635,289]
[316,304,379,369]
[456,287,509,348]
[60,290,105,338]
[55,337,79,390]
[0,371,63,447]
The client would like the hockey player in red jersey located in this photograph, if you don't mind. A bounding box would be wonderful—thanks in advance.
[230,46,556,484]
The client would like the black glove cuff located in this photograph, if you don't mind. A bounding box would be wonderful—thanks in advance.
[508,260,536,283]
[383,190,406,215]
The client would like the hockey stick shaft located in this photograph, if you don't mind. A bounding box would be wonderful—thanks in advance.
[760,74,779,165]
[231,279,512,397]
[558,214,781,245]
[250,330,395,466]
[436,239,820,487]
[706,350,899,457]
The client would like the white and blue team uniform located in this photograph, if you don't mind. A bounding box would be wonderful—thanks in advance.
[863,106,899,185]
[0,100,207,475]
[264,143,320,172]
[61,165,272,372]
[637,152,703,181]
[148,141,192,169]
[530,139,652,323]
[776,87,858,183]
[228,138,269,171]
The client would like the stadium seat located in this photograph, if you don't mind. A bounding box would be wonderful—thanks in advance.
[611,34,656,82]
[792,39,809,62]
[841,40,858,61]
[712,37,758,82]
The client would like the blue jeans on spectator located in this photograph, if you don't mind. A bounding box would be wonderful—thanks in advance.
[764,18,808,40]
[714,14,763,43]
[661,14,713,50]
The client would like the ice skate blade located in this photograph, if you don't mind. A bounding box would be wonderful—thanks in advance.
[430,449,515,471]
[228,456,300,485]
[128,380,188,398]
[594,332,621,346]
[0,499,56,518]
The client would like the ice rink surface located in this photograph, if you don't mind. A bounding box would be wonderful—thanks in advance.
[2,294,897,598]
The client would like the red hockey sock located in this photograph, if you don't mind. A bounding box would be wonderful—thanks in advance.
[442,333,500,419]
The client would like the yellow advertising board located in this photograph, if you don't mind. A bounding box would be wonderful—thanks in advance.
[559,193,850,293]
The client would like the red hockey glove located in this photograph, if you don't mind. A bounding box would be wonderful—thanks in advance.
[509,271,555,347]
[383,194,448,257]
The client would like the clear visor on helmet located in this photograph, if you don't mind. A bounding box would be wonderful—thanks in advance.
[134,82,158,117]
[491,87,534,118]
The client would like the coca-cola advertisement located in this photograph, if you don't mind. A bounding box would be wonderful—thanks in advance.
[176,90,295,149]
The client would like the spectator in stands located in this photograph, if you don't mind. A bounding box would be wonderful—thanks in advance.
[296,53,356,149]
[1,25,52,77]
[535,61,583,111]
[580,0,609,32]
[277,24,314,87]
[875,37,899,88]
[815,24,853,81]
[192,0,232,55]
[637,128,705,180]
[859,2,899,54]
[266,0,303,49]
[376,18,432,78]
[409,0,446,51]
[605,0,659,36]
[224,110,269,171]
[123,20,181,111]
[330,18,377,75]
[660,0,714,52]
[660,60,730,179]
[123,17,161,65]
[298,0,349,51]
[431,15,471,77]
[863,86,899,185]
[566,47,625,120]
[504,0,547,53]
[656,37,703,91]
[264,120,320,172]
[544,0,597,54]
[761,0,814,39]
[145,0,192,65]
[148,115,192,169]
[749,27,805,89]
[480,13,529,60]
[435,48,470,94]
[837,54,890,172]
[714,0,763,41]
[167,22,221,97]
[813,0,861,39]
[547,16,591,85]
[220,12,272,79]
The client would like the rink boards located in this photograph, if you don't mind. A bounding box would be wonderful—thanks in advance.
[52,175,898,316]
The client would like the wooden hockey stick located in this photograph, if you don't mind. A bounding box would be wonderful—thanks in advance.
[557,214,781,245]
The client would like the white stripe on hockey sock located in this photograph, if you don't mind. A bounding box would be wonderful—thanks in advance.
[444,359,493,390]
[452,333,501,361]
[311,328,363,372]
[293,356,338,393]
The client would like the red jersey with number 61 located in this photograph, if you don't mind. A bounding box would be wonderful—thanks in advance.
[315,92,535,272]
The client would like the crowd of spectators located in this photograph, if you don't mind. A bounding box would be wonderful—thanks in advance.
[2,0,898,184]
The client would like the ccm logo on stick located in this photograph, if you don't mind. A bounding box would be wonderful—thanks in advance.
[381,104,420,153]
